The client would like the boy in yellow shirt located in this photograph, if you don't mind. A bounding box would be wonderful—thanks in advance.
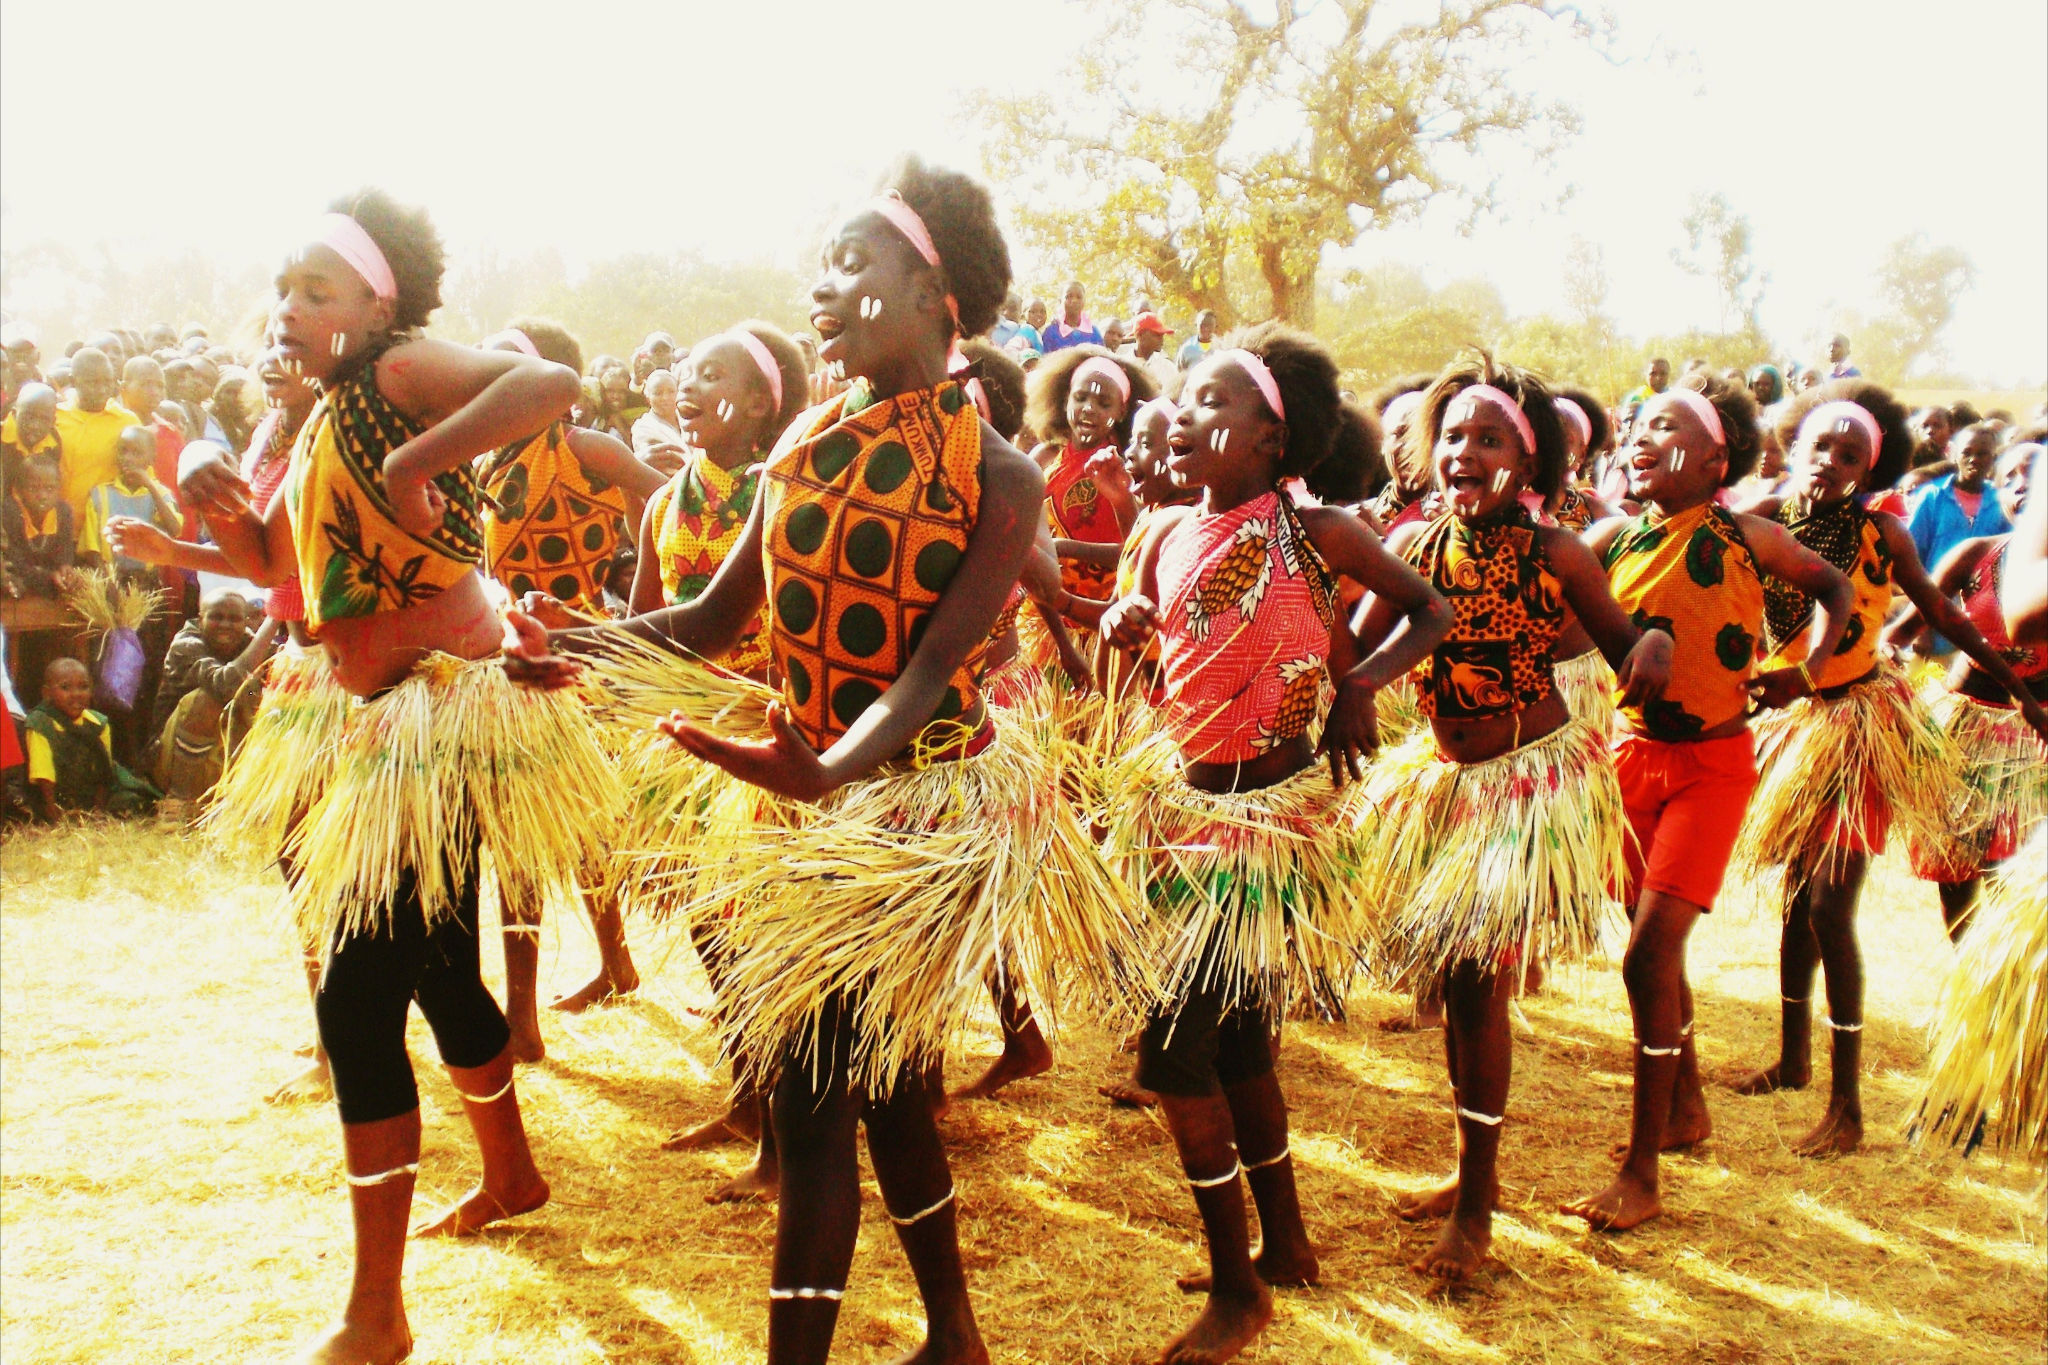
[52,349,139,521]
[79,427,181,579]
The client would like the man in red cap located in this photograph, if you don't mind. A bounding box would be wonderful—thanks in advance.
[1132,311,1178,387]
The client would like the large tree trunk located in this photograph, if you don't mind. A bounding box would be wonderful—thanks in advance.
[1256,238,1316,327]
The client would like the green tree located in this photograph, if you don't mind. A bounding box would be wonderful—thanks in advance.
[1861,233,1975,380]
[978,0,1601,327]
[1669,193,1765,335]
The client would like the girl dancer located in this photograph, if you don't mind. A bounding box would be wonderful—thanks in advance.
[1730,382,2038,1156]
[1561,373,1853,1230]
[1027,344,1157,634]
[177,191,615,1365]
[510,157,1145,1365]
[1101,325,1452,1362]
[1356,358,1670,1280]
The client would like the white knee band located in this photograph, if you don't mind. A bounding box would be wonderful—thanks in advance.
[1188,1160,1242,1188]
[769,1286,844,1301]
[1639,1042,1683,1057]
[501,923,543,936]
[1456,1106,1503,1127]
[1826,1017,1863,1033]
[345,1162,418,1187]
[1243,1145,1290,1171]
[888,1186,956,1227]
[457,1078,514,1104]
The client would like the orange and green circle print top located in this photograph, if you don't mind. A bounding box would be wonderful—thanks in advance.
[760,379,990,752]
[479,422,628,615]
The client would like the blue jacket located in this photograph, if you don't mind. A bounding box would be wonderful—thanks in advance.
[1907,474,2009,571]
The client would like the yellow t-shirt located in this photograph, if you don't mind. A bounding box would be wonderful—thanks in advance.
[53,403,140,521]
[26,712,113,784]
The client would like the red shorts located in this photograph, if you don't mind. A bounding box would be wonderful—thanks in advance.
[1613,731,1759,911]
[1817,779,1890,857]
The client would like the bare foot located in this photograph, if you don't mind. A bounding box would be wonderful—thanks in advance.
[1732,1061,1807,1095]
[950,1035,1054,1104]
[1393,1175,1460,1222]
[507,1021,545,1066]
[1792,1100,1863,1157]
[267,1058,333,1105]
[1561,1169,1662,1231]
[1176,1242,1320,1293]
[883,1319,990,1365]
[549,969,639,1013]
[1609,1096,1713,1160]
[410,1175,550,1238]
[1414,1212,1492,1281]
[1099,1080,1159,1109]
[660,1109,756,1152]
[706,1161,778,1205]
[1158,1287,1273,1365]
[296,1314,412,1364]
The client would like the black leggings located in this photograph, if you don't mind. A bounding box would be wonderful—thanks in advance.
[315,855,511,1125]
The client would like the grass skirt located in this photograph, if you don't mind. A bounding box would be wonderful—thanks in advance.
[1908,690,2048,882]
[1555,649,1616,738]
[1735,666,1964,883]
[209,651,622,952]
[206,646,353,856]
[1359,718,1624,993]
[1911,829,2047,1163]
[1099,730,1373,1020]
[656,717,1155,1098]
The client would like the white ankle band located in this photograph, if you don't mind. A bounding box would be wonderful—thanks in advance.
[769,1286,844,1301]
[345,1162,418,1187]
[1189,1160,1242,1188]
[1826,1018,1863,1033]
[1244,1146,1290,1171]
[888,1186,956,1226]
[1457,1107,1504,1127]
[458,1078,514,1104]
[1782,995,1808,1005]
[1639,1042,1683,1057]
[501,924,543,936]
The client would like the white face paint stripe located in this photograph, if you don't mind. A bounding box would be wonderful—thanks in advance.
[1672,449,1687,472]
[1492,467,1511,492]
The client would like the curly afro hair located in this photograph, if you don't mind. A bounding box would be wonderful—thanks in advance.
[503,317,583,376]
[957,338,1028,443]
[1024,344,1159,449]
[327,189,444,332]
[1774,378,1913,493]
[729,320,811,441]
[1671,371,1761,487]
[1208,322,1343,482]
[1306,399,1383,504]
[1553,386,1612,464]
[878,156,1012,340]
[1412,355,1566,500]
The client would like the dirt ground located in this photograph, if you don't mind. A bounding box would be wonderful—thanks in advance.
[2,821,2042,1364]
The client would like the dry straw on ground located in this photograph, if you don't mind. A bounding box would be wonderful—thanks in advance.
[3,822,2042,1363]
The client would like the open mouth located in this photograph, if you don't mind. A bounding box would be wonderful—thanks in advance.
[677,401,703,422]
[812,314,845,342]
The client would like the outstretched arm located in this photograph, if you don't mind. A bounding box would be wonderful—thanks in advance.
[1878,513,2048,740]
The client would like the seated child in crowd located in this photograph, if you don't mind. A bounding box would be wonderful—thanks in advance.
[2,457,76,597]
[79,427,181,580]
[23,657,157,821]
[146,589,276,801]
[2,383,60,488]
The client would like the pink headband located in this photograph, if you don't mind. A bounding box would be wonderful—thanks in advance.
[315,213,396,302]
[1216,348,1286,422]
[1072,355,1131,406]
[866,193,961,339]
[719,330,783,414]
[1554,398,1592,449]
[1657,388,1726,449]
[1798,400,1883,459]
[1382,389,1425,431]
[1137,395,1179,426]
[1450,383,1536,455]
[479,329,540,359]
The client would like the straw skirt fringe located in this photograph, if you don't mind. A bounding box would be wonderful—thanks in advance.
[1359,718,1624,993]
[1912,829,2048,1164]
[1099,730,1373,1021]
[1909,690,2048,881]
[1555,649,1617,737]
[671,719,1155,1097]
[1735,666,1965,882]
[209,651,622,952]
[205,646,353,856]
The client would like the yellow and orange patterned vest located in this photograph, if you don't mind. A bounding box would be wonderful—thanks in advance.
[649,451,770,673]
[1762,498,1888,691]
[1404,505,1570,721]
[478,422,628,615]
[759,379,989,752]
[1604,501,1765,739]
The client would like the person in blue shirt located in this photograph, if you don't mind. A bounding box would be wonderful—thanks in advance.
[1040,280,1102,352]
[989,292,1041,355]
[1175,309,1219,370]
[1908,423,2010,652]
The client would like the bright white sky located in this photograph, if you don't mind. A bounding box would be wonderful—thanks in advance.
[3,0,2042,383]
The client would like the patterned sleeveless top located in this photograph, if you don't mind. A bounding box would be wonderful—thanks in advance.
[1045,440,1127,608]
[285,362,482,632]
[479,422,628,615]
[648,451,769,673]
[1156,490,1337,763]
[1405,506,1570,721]
[1763,498,1889,689]
[1604,502,1763,740]
[760,379,989,752]
[1963,537,2046,690]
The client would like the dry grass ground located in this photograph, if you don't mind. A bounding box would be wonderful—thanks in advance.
[3,821,2042,1364]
